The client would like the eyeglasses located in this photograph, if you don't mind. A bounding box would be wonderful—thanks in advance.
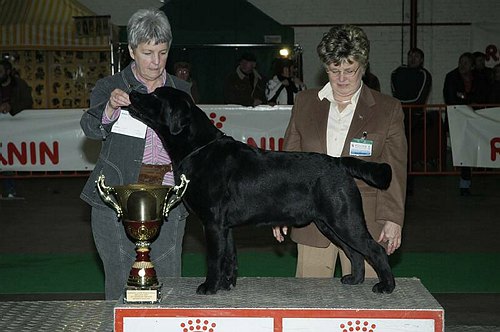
[326,66,361,77]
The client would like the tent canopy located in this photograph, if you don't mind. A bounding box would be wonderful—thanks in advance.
[0,0,115,51]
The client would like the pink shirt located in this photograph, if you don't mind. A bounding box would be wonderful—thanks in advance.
[103,64,174,185]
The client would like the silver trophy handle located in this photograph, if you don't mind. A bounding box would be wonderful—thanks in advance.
[163,174,190,217]
[96,174,123,218]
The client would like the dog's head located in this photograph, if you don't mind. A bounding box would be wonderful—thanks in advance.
[129,86,194,135]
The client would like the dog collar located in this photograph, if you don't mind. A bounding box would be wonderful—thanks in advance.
[176,134,226,169]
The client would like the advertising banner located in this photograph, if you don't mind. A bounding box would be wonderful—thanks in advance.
[447,105,500,168]
[0,105,292,171]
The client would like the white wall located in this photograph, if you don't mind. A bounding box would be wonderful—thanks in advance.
[78,0,500,104]
[248,0,500,103]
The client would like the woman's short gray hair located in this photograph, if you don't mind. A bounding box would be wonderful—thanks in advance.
[317,25,370,69]
[127,8,172,49]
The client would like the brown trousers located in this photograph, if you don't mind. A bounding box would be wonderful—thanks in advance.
[295,243,377,278]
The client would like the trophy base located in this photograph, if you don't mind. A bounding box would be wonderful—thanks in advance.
[123,283,162,304]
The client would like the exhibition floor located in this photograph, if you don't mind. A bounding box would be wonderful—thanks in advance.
[1,175,499,330]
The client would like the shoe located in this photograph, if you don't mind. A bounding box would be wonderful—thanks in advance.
[0,193,24,200]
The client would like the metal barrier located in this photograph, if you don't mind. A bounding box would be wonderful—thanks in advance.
[404,104,499,175]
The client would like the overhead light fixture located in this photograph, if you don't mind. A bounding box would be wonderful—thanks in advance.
[279,48,290,58]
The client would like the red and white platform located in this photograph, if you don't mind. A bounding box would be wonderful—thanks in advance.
[114,277,444,332]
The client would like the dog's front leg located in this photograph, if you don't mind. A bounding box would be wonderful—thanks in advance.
[196,223,227,295]
[221,229,238,290]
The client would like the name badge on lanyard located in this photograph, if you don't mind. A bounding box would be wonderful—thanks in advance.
[350,131,373,156]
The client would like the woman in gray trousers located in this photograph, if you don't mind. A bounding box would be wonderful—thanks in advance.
[80,8,192,300]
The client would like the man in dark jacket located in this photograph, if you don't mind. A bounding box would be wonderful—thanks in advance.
[0,60,33,116]
[443,52,478,196]
[224,52,267,106]
[391,48,433,194]
[0,59,33,199]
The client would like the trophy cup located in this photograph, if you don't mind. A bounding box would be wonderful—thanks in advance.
[96,174,189,304]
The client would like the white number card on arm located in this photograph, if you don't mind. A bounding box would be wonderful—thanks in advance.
[111,109,147,138]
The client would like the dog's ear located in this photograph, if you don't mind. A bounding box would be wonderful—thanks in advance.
[167,93,192,135]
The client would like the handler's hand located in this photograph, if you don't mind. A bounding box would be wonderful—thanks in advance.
[109,88,131,109]
[272,226,288,243]
[377,221,402,255]
[106,88,131,118]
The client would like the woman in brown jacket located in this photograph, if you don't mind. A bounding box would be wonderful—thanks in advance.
[273,25,407,279]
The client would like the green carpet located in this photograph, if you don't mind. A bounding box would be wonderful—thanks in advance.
[1,252,498,294]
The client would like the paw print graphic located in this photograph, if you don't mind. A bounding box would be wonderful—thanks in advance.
[209,112,226,129]
[180,318,216,332]
[340,320,376,332]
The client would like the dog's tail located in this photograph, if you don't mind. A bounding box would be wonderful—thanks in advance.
[340,157,392,190]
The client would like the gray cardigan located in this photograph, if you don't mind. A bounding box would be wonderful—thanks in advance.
[80,63,191,209]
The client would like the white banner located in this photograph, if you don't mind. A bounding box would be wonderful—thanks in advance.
[283,317,435,332]
[0,105,292,172]
[447,105,500,168]
[122,316,436,332]
[124,317,273,332]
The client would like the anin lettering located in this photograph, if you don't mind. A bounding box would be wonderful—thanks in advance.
[491,137,500,161]
[246,137,284,151]
[0,141,59,165]
[485,44,499,62]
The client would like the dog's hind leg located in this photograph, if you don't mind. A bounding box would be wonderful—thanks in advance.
[314,220,365,285]
[364,240,396,294]
[338,247,366,285]
[315,212,395,293]
[338,230,395,293]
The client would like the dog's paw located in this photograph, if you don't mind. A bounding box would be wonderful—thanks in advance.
[341,274,364,285]
[220,276,236,290]
[372,281,395,294]
[196,282,218,295]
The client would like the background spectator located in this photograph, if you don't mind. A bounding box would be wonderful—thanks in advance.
[174,61,200,103]
[390,47,433,194]
[443,52,478,196]
[266,58,305,105]
[472,51,493,103]
[362,63,380,91]
[0,59,33,199]
[0,59,33,116]
[223,52,267,106]
[488,64,500,103]
[391,48,432,105]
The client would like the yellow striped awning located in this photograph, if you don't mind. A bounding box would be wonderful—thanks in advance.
[0,0,114,51]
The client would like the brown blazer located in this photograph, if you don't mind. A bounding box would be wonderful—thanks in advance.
[286,85,407,248]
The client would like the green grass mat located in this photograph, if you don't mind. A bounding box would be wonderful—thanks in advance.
[1,252,498,294]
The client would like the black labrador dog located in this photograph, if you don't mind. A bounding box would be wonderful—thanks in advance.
[128,86,395,294]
